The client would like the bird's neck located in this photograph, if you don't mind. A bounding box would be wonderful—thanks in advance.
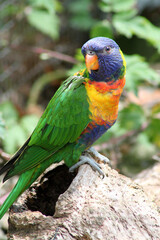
[89,65,126,83]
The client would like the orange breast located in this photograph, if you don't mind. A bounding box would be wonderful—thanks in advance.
[84,78,125,125]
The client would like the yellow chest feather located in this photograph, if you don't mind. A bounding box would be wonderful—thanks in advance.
[85,82,123,125]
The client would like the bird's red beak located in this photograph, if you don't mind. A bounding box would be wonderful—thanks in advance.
[85,54,99,74]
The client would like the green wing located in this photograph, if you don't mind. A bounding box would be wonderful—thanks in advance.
[29,75,90,148]
[2,75,91,180]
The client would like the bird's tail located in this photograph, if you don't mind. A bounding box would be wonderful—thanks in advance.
[0,167,39,219]
[0,147,68,219]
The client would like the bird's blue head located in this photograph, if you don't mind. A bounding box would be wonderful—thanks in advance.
[81,37,126,82]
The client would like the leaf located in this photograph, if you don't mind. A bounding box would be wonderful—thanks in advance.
[3,124,27,154]
[69,0,90,13]
[100,0,136,13]
[152,103,160,116]
[125,54,160,92]
[122,132,156,175]
[70,14,96,30]
[0,101,19,127]
[90,20,113,39]
[20,114,39,135]
[127,133,156,169]
[27,9,59,39]
[0,101,40,153]
[118,103,146,131]
[113,15,160,52]
[68,0,96,30]
[28,0,55,13]
[146,118,160,147]
[0,114,6,140]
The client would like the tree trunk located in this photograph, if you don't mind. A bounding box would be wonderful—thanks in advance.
[7,158,160,240]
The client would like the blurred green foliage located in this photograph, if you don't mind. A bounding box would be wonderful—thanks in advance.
[124,55,159,93]
[119,103,146,131]
[0,102,39,154]
[68,0,97,30]
[27,0,61,39]
[0,0,160,175]
[0,114,5,141]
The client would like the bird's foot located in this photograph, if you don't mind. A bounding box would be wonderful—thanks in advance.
[69,154,105,178]
[69,147,110,178]
[86,147,110,164]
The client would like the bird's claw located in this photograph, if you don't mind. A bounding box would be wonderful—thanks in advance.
[86,147,110,164]
[69,147,110,178]
[69,155,105,178]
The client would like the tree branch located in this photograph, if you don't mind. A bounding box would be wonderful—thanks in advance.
[7,153,160,240]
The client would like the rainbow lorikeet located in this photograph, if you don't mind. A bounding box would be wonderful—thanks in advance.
[0,37,126,219]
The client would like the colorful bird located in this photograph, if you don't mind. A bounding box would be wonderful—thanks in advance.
[0,37,126,219]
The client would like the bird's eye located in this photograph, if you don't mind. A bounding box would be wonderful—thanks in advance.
[87,50,95,55]
[105,46,111,53]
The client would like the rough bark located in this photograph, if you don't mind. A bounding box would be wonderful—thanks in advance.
[7,159,160,240]
[134,163,160,208]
